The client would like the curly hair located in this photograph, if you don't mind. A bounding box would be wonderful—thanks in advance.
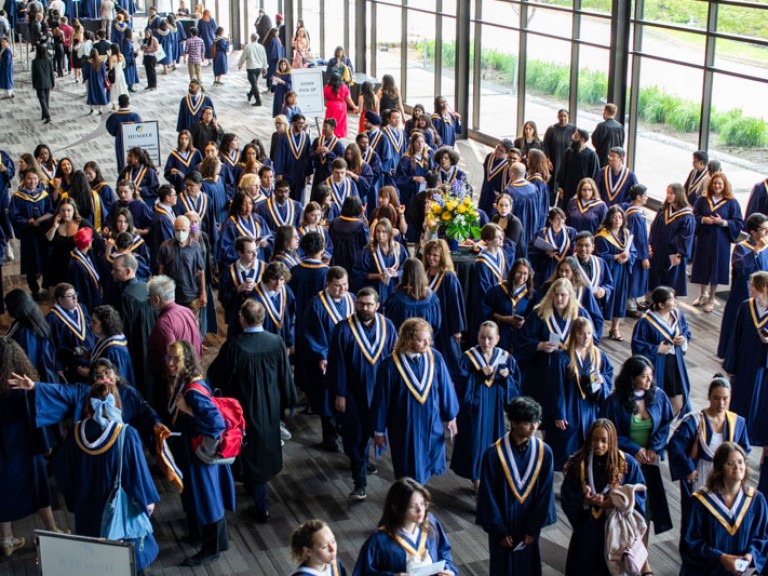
[564,418,625,489]
[92,305,124,337]
[0,337,38,393]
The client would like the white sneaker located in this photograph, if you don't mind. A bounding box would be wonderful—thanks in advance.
[280,422,292,441]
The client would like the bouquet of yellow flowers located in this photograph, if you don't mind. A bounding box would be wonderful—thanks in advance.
[428,191,482,243]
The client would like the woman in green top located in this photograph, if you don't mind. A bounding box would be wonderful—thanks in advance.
[602,355,675,573]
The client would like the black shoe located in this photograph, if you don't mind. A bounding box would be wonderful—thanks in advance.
[315,440,342,453]
[181,552,220,566]
[128,88,137,92]
[349,486,367,501]
[252,101,262,106]
[44,118,51,124]
[366,462,378,475]
[246,92,251,102]
[240,505,270,524]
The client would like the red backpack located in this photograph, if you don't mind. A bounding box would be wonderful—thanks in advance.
[186,382,246,465]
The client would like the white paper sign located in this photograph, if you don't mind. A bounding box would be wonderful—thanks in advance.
[292,68,326,116]
[120,121,161,168]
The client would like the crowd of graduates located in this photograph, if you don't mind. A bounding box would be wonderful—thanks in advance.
[4,14,768,572]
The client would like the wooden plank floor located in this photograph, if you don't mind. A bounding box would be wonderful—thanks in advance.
[0,36,750,576]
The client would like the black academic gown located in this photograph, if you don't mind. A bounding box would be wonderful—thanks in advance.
[118,279,158,403]
[208,330,297,484]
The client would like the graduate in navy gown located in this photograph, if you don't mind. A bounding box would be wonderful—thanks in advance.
[549,318,613,471]
[324,161,361,218]
[470,223,513,336]
[602,355,675,542]
[250,262,297,350]
[395,131,432,209]
[479,140,514,215]
[723,272,768,447]
[561,419,646,576]
[67,227,102,311]
[289,232,329,323]
[372,319,459,486]
[5,290,60,382]
[149,186,177,273]
[10,170,54,298]
[631,286,692,416]
[274,115,312,203]
[566,178,608,234]
[451,321,521,485]
[176,80,215,133]
[115,180,153,236]
[518,278,594,422]
[482,258,535,358]
[329,196,369,273]
[90,305,135,387]
[528,207,576,291]
[572,230,615,323]
[165,340,234,566]
[310,120,346,191]
[200,156,229,230]
[53,382,159,573]
[212,27,229,83]
[85,50,109,113]
[430,96,462,147]
[503,162,541,250]
[745,177,768,221]
[353,478,458,576]
[476,397,556,576]
[623,184,651,314]
[47,283,96,383]
[422,240,466,379]
[119,148,160,206]
[352,218,408,306]
[490,192,524,261]
[218,237,265,336]
[0,339,63,558]
[549,258,606,342]
[691,172,744,313]
[328,288,397,500]
[596,147,637,207]
[121,30,139,88]
[526,149,551,231]
[669,376,751,519]
[595,206,636,340]
[165,131,204,193]
[384,258,442,334]
[257,179,303,232]
[680,442,768,576]
[175,171,217,245]
[717,214,768,358]
[290,520,348,576]
[218,192,272,265]
[298,201,334,261]
[379,110,409,188]
[648,183,695,296]
[197,11,218,63]
[218,133,241,195]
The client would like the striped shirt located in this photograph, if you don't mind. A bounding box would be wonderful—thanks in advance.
[185,36,205,63]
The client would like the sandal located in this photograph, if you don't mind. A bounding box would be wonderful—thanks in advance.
[692,294,708,306]
[609,330,624,342]
[1,536,25,557]
[703,300,715,313]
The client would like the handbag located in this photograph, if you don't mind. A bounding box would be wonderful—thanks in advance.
[107,66,116,83]
[100,425,154,541]
[155,43,166,62]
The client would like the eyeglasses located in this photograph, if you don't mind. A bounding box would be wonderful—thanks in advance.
[63,292,78,299]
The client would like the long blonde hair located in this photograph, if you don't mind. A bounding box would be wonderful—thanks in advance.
[534,277,580,321]
[393,318,432,355]
[566,317,599,378]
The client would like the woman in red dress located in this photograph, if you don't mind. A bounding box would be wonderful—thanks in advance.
[323,73,358,138]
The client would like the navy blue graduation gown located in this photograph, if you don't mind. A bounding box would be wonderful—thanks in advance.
[329,216,369,273]
[571,255,614,320]
[85,62,109,106]
[470,249,512,336]
[310,135,345,188]
[718,240,768,357]
[624,205,650,298]
[648,206,695,296]
[219,151,240,195]
[351,243,408,305]
[479,153,508,216]
[561,452,645,576]
[274,131,312,203]
[201,176,229,230]
[631,310,692,412]
[167,378,235,526]
[476,435,556,576]
[528,173,550,231]
[175,190,218,246]
[289,259,329,323]
[548,349,613,471]
[298,225,333,261]
[668,410,750,514]
[351,163,376,219]
[328,314,397,466]
[91,335,135,386]
[378,126,408,187]
[7,322,60,382]
[54,421,159,571]
[0,389,51,522]
[395,153,432,209]
[67,249,102,312]
[47,305,95,382]
[482,282,535,358]
[115,198,153,233]
[361,147,383,214]
[265,38,284,85]
[431,112,461,147]
[597,165,637,207]
[595,228,637,319]
[566,197,607,234]
[164,149,203,192]
[121,38,138,86]
[353,514,457,576]
[0,151,15,238]
[745,178,768,221]
[218,214,272,265]
[257,197,303,232]
[10,189,54,276]
[212,37,229,75]
[451,347,521,481]
[218,260,265,334]
[325,176,360,216]
[198,19,217,58]
[691,196,743,285]
[504,180,540,249]
[105,109,143,172]
[149,203,175,272]
[601,388,675,534]
[518,308,594,422]
[723,299,768,445]
[429,271,466,379]
[372,348,460,485]
[680,487,768,576]
[528,226,576,290]
[249,283,296,347]
[383,290,442,334]
[176,93,215,133]
[119,164,160,206]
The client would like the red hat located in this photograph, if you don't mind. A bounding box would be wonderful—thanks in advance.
[275,13,283,21]
[73,227,93,250]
